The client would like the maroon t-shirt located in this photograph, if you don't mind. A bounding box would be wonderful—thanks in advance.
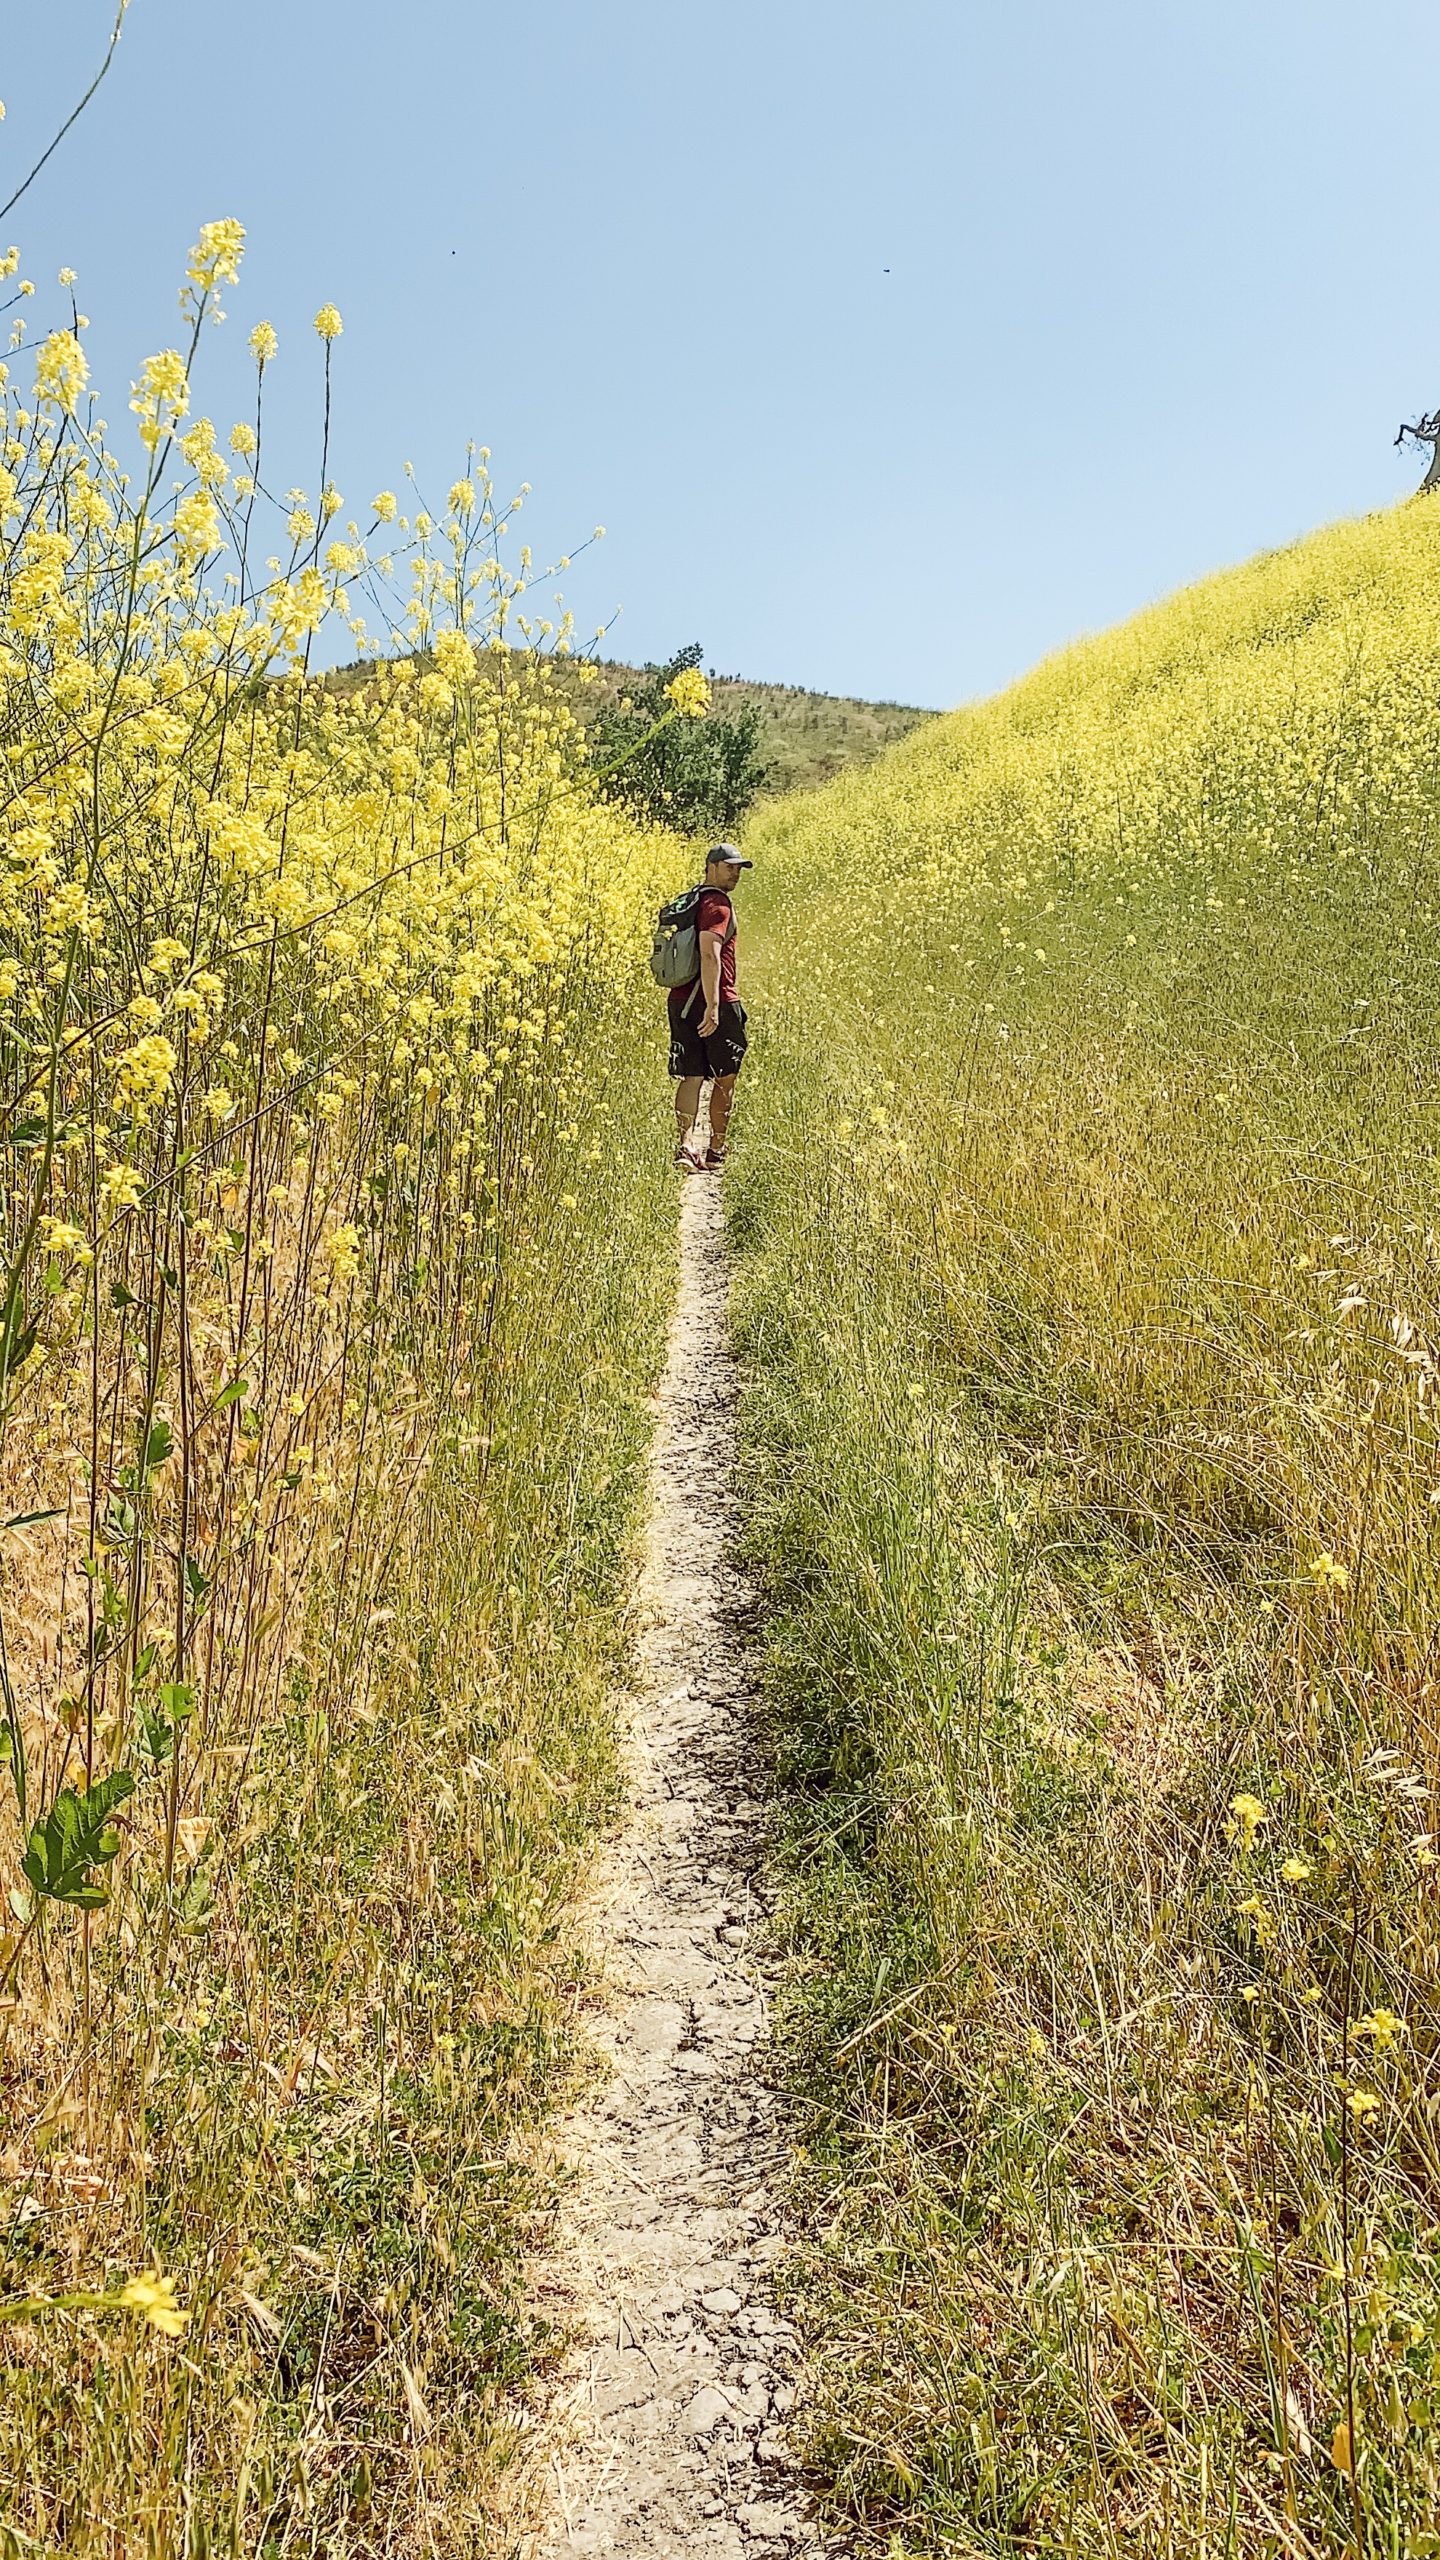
[668,887,737,1013]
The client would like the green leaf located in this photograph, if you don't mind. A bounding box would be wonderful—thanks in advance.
[109,1281,137,1311]
[157,1682,195,1723]
[0,1507,64,1533]
[212,1378,249,1412]
[142,1419,173,1471]
[0,1304,39,1393]
[175,1869,215,1933]
[0,1658,23,1826]
[21,1769,135,1908]
[183,1555,208,1601]
[136,1701,175,1764]
[133,1642,158,1682]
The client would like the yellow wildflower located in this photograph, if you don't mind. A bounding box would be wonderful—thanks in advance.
[433,629,473,685]
[185,218,246,293]
[100,1163,144,1216]
[174,490,220,559]
[1227,1793,1268,1850]
[1236,1893,1276,1948]
[1356,2009,1405,2047]
[112,1033,177,1117]
[34,329,87,413]
[39,1217,89,1262]
[666,666,710,719]
[133,349,188,413]
[118,2272,187,2336]
[317,1222,361,1293]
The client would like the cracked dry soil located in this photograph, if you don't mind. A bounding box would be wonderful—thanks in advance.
[527,1170,819,2560]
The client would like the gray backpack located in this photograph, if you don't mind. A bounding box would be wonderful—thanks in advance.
[648,884,707,989]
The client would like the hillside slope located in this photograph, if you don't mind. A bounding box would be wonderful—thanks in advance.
[570,659,936,796]
[327,651,937,799]
[734,501,1440,2554]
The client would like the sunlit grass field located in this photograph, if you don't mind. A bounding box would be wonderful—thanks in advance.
[734,503,1440,2554]
[0,229,684,2553]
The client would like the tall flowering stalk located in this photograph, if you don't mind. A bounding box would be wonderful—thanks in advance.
[0,226,678,2551]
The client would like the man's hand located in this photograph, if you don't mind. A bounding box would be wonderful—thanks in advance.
[699,1007,719,1038]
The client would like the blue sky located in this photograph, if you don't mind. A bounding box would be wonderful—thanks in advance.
[4,0,1438,706]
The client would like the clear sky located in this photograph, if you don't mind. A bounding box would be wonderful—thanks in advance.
[4,1,1438,707]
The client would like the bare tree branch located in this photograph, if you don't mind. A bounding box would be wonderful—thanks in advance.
[0,4,131,228]
[1396,409,1440,492]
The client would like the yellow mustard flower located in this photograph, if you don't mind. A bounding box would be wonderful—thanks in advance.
[1227,1793,1268,1851]
[34,329,87,413]
[185,218,246,292]
[118,2272,187,2336]
[665,666,710,719]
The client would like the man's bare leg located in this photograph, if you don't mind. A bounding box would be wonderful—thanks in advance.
[674,1075,705,1163]
[706,1072,738,1159]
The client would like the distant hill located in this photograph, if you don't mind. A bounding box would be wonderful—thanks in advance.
[567,658,938,798]
[325,649,937,800]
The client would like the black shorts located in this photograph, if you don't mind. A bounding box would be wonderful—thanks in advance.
[667,997,748,1081]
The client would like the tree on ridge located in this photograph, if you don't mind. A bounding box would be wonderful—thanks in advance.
[1395,408,1440,493]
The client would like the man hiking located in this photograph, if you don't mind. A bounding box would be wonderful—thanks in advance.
[668,842,750,1174]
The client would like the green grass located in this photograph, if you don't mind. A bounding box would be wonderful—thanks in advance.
[731,502,1440,2556]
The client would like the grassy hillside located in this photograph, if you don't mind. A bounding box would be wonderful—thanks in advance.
[328,651,937,800]
[733,502,1440,2554]
[570,659,937,797]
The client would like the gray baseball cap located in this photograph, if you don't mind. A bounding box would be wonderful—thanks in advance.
[707,842,753,868]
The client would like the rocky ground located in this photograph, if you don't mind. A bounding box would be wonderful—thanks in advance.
[526,1170,820,2559]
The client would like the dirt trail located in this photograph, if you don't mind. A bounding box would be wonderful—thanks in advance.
[526,1171,818,2559]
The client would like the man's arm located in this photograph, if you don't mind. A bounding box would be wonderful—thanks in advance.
[698,928,724,1037]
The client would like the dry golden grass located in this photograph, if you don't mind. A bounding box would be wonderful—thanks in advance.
[735,501,1440,2553]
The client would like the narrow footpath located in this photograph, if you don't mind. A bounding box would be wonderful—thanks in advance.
[527,1172,818,2560]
